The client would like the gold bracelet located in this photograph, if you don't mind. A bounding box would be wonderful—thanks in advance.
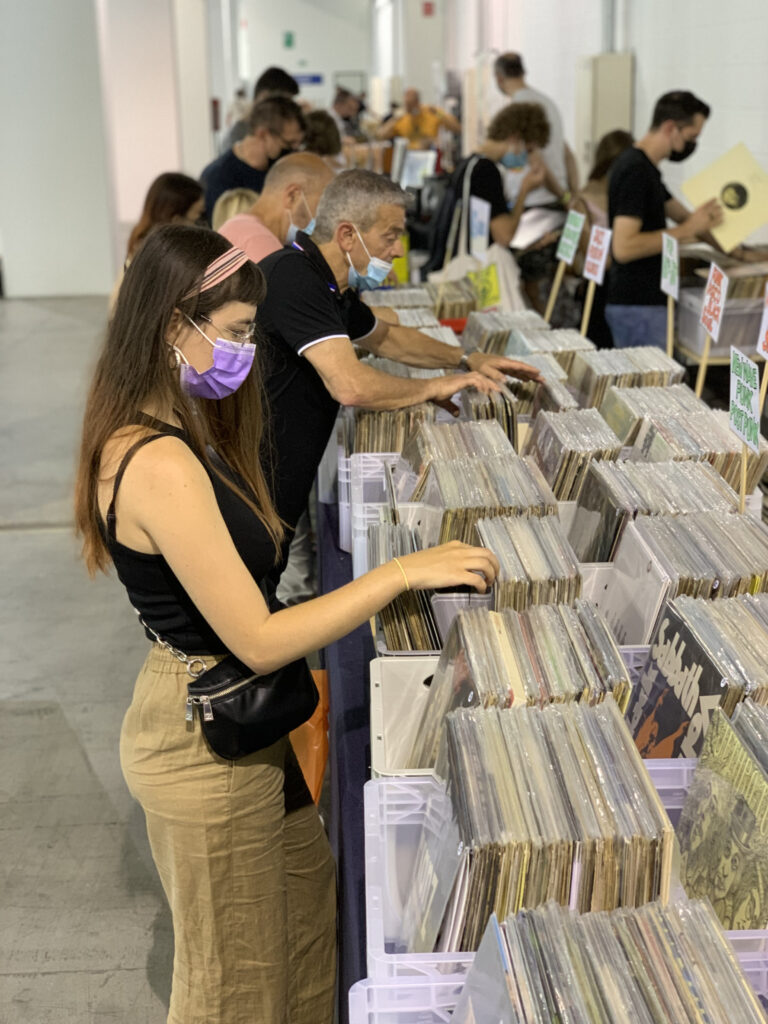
[392,557,410,591]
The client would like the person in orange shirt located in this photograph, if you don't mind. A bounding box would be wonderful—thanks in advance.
[378,89,460,149]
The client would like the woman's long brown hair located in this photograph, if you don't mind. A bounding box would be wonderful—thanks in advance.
[75,224,284,575]
[126,173,203,258]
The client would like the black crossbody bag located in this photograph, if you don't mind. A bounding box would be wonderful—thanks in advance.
[140,615,318,761]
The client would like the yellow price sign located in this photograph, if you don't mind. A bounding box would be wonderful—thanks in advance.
[391,233,410,285]
[467,263,501,310]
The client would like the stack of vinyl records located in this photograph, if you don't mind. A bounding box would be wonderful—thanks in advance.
[459,385,518,444]
[569,347,686,408]
[407,603,632,770]
[461,310,548,355]
[627,593,768,760]
[396,419,515,501]
[367,523,440,652]
[633,511,768,599]
[475,515,581,609]
[426,279,477,319]
[388,307,441,328]
[678,703,768,930]
[339,403,437,455]
[418,455,558,543]
[632,409,768,493]
[599,383,707,443]
[570,460,741,563]
[506,327,596,373]
[362,355,447,382]
[525,408,623,501]
[413,700,673,951]
[450,901,765,1024]
[361,285,432,309]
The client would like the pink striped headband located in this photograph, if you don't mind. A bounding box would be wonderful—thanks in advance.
[182,246,250,301]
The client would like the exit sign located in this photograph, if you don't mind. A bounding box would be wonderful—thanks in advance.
[422,1,434,14]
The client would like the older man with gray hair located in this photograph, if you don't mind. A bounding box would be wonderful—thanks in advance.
[256,168,540,578]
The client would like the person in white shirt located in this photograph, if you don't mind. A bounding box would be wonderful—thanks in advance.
[493,52,578,206]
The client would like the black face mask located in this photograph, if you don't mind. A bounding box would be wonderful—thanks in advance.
[669,139,697,163]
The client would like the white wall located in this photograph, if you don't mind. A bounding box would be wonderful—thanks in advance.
[241,0,370,110]
[173,0,216,175]
[0,0,114,296]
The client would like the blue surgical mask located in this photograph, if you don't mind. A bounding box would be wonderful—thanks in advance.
[346,226,392,291]
[500,150,528,170]
[286,192,316,244]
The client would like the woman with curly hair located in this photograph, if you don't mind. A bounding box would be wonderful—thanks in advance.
[425,102,557,272]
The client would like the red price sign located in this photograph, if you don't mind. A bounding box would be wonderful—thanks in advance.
[757,282,768,358]
[699,262,729,343]
[583,225,612,285]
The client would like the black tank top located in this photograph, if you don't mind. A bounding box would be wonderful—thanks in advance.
[102,415,277,654]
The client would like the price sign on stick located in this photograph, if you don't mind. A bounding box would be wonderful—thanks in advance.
[555,210,586,266]
[544,210,586,323]
[696,262,730,398]
[700,262,729,342]
[660,233,680,301]
[580,225,612,336]
[757,282,768,359]
[583,225,612,285]
[661,233,679,358]
[730,347,760,515]
[757,283,768,415]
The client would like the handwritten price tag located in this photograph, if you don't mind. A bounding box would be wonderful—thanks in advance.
[756,282,768,359]
[555,210,586,266]
[730,347,760,454]
[583,225,612,285]
[660,233,679,301]
[700,262,729,342]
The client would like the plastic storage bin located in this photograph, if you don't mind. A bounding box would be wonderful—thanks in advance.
[369,645,649,778]
[678,288,764,356]
[350,939,768,1024]
[350,453,400,578]
[364,764,697,979]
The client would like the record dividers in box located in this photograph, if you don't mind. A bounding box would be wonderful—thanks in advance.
[587,519,671,646]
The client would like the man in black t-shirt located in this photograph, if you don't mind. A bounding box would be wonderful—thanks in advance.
[257,169,542,564]
[201,96,305,220]
[605,90,723,348]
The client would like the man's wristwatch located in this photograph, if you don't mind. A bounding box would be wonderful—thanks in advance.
[458,348,480,371]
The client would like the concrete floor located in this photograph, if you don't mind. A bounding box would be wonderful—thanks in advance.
[1,297,173,1021]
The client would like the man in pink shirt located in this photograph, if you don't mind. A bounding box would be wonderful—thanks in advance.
[219,152,334,262]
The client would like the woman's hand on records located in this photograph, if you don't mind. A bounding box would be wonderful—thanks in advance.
[464,353,544,384]
[397,542,499,593]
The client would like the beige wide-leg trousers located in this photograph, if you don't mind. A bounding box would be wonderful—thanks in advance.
[120,646,336,1024]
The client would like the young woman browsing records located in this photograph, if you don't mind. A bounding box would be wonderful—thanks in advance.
[74,224,498,1024]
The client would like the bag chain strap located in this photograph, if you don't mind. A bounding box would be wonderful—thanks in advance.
[134,609,208,679]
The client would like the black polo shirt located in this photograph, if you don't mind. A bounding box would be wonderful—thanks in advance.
[257,231,376,536]
[606,147,672,307]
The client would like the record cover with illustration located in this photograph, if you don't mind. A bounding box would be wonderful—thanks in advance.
[678,708,768,930]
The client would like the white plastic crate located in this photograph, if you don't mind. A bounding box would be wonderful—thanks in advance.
[364,764,697,979]
[350,938,768,1023]
[373,592,494,658]
[370,646,650,779]
[678,288,765,356]
[350,453,400,579]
